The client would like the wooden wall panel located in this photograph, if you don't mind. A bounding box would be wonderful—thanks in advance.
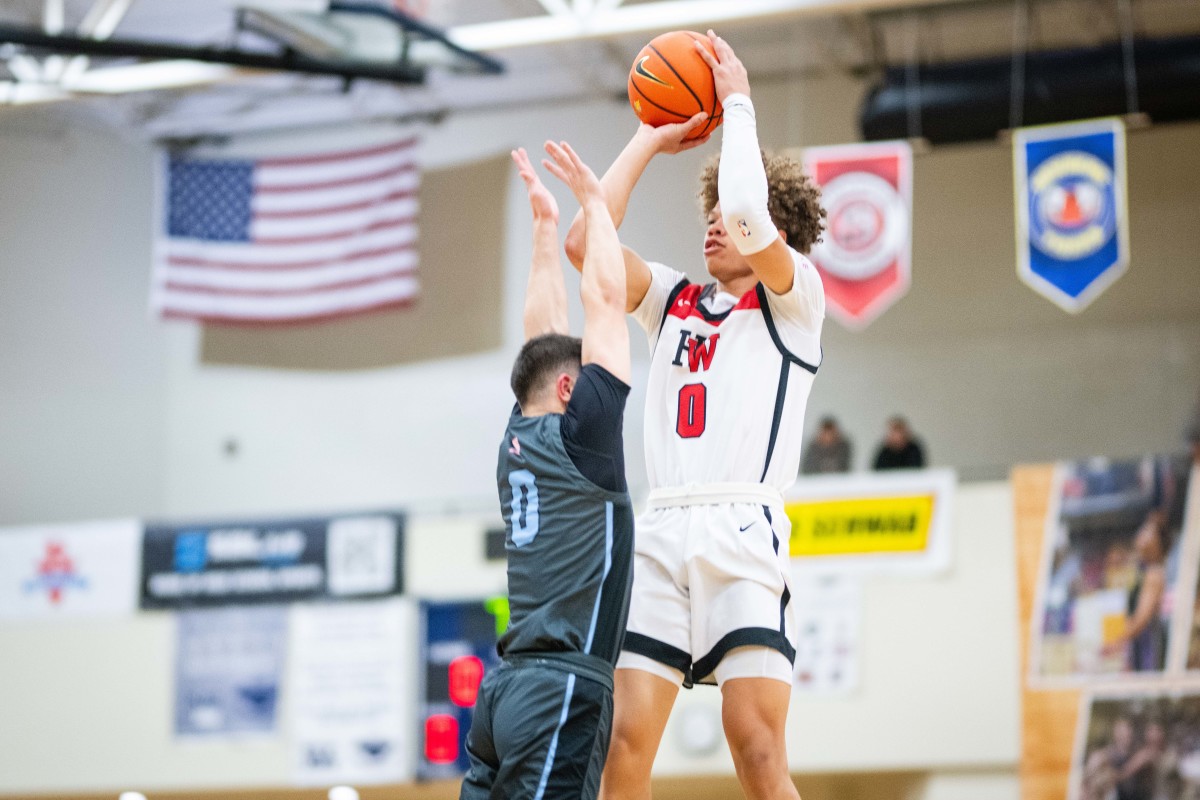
[1014,464,1078,800]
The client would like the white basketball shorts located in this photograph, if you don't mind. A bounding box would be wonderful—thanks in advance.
[617,487,797,687]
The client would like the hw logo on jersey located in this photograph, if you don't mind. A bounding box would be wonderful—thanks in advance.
[1014,118,1129,313]
[671,330,720,373]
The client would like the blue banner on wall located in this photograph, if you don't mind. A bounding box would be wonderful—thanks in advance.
[1013,118,1129,313]
[141,512,404,609]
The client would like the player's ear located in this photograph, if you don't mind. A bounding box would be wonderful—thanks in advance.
[778,228,788,244]
[555,372,574,404]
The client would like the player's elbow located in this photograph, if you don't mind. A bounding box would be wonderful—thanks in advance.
[585,275,626,312]
[564,225,586,271]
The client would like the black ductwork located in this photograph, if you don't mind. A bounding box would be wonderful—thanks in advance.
[860,35,1200,144]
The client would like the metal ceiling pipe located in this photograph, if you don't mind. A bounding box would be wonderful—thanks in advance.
[0,24,428,84]
[860,35,1200,144]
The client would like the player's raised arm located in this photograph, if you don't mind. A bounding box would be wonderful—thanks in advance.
[696,31,800,296]
[543,141,631,385]
[512,148,569,342]
[562,117,707,312]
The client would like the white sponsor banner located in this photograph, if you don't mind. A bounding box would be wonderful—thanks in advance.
[0,519,140,619]
[289,598,416,786]
[792,574,861,695]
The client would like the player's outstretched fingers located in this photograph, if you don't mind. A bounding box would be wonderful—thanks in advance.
[541,149,569,185]
[694,39,719,68]
[542,141,581,191]
[557,141,586,173]
[512,148,537,186]
[708,29,734,59]
[545,140,576,175]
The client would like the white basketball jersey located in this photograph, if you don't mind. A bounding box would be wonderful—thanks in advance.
[631,254,825,492]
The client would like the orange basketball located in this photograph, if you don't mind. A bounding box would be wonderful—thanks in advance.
[627,30,723,141]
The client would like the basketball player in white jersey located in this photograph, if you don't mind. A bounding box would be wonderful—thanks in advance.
[563,32,826,800]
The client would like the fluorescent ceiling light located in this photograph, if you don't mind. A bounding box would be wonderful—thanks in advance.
[64,60,236,93]
[232,0,332,12]
[0,80,68,104]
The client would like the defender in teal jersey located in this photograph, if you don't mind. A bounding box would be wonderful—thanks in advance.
[459,142,634,800]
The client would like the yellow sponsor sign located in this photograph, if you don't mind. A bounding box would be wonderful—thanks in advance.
[787,493,936,558]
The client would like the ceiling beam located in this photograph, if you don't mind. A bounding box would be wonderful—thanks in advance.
[51,0,137,84]
[79,0,136,38]
[0,25,428,83]
[449,0,975,51]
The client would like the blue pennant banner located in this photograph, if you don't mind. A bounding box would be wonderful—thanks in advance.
[1014,118,1130,313]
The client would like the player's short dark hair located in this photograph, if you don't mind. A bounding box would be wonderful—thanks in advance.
[510,334,583,408]
[698,150,826,253]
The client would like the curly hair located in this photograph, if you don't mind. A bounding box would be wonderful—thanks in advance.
[698,151,826,253]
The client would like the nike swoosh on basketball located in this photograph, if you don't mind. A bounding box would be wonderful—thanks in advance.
[634,56,673,88]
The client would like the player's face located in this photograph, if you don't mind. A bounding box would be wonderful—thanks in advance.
[702,202,754,285]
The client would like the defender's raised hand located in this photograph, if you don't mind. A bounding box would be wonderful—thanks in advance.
[512,147,558,223]
[542,141,604,207]
[696,29,750,102]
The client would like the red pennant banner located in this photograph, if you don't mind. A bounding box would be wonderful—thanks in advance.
[802,141,913,329]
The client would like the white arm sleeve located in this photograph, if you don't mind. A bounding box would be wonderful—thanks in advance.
[630,261,688,345]
[717,93,776,256]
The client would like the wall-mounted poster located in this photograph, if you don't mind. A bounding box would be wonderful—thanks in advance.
[175,605,287,738]
[141,512,404,608]
[791,573,861,695]
[1070,689,1200,800]
[1031,455,1193,684]
[290,598,415,786]
[1177,468,1200,673]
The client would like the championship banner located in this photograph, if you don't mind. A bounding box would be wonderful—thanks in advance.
[786,469,954,575]
[0,519,140,619]
[1014,118,1129,313]
[175,605,287,737]
[141,512,404,609]
[801,140,913,329]
[290,599,415,786]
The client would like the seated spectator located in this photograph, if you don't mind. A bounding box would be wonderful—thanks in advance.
[801,416,852,475]
[872,416,927,471]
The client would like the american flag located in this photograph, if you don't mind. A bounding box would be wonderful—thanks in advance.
[153,137,420,324]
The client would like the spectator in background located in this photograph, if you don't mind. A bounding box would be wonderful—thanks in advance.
[801,416,852,475]
[872,416,927,471]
